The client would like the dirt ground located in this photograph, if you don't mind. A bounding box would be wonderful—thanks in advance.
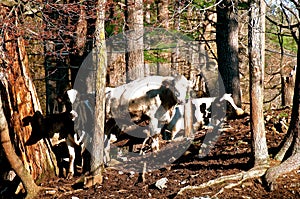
[29,108,300,198]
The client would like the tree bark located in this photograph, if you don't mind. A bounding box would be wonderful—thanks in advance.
[248,0,269,167]
[157,0,169,29]
[216,0,241,108]
[125,0,144,81]
[265,31,300,192]
[88,0,106,185]
[0,97,40,199]
[0,4,57,197]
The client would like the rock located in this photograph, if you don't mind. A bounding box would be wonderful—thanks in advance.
[155,177,168,190]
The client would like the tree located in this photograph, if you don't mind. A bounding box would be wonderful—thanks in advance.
[125,0,145,81]
[216,0,242,108]
[265,39,300,191]
[86,0,107,187]
[156,0,169,29]
[265,0,300,190]
[156,0,170,75]
[0,2,57,198]
[248,0,269,167]
[0,96,40,199]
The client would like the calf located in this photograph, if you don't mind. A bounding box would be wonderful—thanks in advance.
[23,110,85,179]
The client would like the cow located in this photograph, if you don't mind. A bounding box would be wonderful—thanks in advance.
[158,93,245,138]
[192,93,244,130]
[105,75,192,153]
[23,110,86,179]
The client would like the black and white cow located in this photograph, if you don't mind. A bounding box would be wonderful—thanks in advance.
[192,93,244,129]
[159,93,245,138]
[105,75,191,152]
[23,110,85,179]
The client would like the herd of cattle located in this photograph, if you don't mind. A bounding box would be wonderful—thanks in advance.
[23,75,244,179]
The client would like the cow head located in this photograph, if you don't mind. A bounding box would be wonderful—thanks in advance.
[162,75,191,104]
[22,111,45,145]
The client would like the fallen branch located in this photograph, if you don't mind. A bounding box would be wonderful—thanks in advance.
[177,166,269,197]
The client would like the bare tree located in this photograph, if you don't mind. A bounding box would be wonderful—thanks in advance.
[125,0,145,81]
[0,2,57,197]
[265,0,300,190]
[248,0,269,167]
[0,96,40,199]
[87,0,107,187]
[265,41,300,191]
[216,0,242,108]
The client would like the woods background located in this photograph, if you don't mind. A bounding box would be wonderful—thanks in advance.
[0,0,299,198]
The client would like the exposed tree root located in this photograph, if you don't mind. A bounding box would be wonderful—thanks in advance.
[177,166,269,197]
[265,153,300,191]
[37,187,84,199]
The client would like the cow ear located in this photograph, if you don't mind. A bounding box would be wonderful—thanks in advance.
[162,80,172,88]
[67,89,78,104]
[146,89,160,98]
[22,116,33,126]
[33,111,44,120]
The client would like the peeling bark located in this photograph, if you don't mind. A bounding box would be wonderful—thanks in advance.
[0,95,40,199]
[0,5,57,194]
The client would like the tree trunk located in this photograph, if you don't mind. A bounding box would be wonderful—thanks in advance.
[157,0,169,29]
[145,1,151,24]
[156,0,170,75]
[282,67,296,107]
[0,4,57,197]
[87,0,106,186]
[76,5,88,57]
[248,0,269,167]
[216,0,241,108]
[125,0,144,81]
[0,97,40,199]
[265,30,300,192]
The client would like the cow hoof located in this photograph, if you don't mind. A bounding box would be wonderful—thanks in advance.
[66,172,73,179]
[236,108,244,116]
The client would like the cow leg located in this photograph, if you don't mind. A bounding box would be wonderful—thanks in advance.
[66,138,75,179]
[104,134,111,164]
[139,123,160,155]
[221,94,244,116]
[149,117,161,150]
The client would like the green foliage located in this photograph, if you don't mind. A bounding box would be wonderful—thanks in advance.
[192,0,214,9]
[278,111,289,119]
[266,3,298,53]
[144,50,169,63]
[266,31,297,53]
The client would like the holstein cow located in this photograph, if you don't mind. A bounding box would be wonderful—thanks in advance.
[160,93,245,137]
[23,110,85,179]
[64,89,94,176]
[192,93,244,130]
[105,75,191,153]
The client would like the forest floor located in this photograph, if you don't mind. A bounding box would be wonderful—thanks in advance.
[33,108,300,198]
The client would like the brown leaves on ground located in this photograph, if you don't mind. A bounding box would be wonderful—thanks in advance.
[35,108,300,199]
